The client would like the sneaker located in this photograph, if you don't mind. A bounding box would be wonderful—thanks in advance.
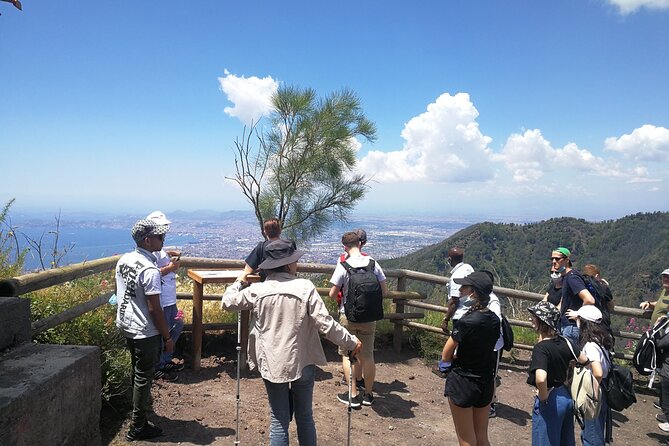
[489,403,497,418]
[356,378,365,391]
[655,400,662,410]
[162,361,185,372]
[154,369,178,382]
[658,413,667,423]
[126,421,163,441]
[659,422,669,432]
[337,391,362,408]
[362,393,374,406]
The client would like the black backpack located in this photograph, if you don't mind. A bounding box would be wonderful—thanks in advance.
[633,317,669,379]
[501,314,514,352]
[603,351,637,411]
[342,260,383,323]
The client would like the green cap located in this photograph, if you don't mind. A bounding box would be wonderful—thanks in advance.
[554,247,571,257]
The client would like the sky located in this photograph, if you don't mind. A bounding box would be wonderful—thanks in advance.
[1,0,668,222]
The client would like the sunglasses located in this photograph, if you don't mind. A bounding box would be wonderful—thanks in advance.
[550,256,565,262]
[149,234,165,241]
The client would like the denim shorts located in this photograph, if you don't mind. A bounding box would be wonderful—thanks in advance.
[444,370,494,408]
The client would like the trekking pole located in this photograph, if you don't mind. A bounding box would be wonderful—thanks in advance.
[347,353,356,446]
[235,309,242,445]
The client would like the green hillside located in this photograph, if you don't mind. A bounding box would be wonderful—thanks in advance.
[385,211,669,308]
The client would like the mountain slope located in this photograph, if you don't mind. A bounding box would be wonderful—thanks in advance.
[385,211,669,307]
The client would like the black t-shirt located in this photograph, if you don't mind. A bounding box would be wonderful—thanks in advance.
[546,279,562,307]
[451,309,500,378]
[527,336,580,389]
[245,241,267,270]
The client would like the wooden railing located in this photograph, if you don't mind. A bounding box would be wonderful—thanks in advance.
[0,256,651,361]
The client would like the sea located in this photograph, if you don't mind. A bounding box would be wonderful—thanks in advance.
[7,211,476,273]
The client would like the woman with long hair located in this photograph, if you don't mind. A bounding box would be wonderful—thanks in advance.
[442,270,500,446]
[569,305,614,445]
[527,301,589,446]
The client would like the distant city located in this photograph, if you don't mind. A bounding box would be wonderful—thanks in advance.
[8,210,478,272]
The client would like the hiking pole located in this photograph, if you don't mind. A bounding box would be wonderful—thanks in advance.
[347,352,356,446]
[235,309,242,445]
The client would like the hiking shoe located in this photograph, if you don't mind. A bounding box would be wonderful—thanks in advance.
[489,403,497,418]
[659,422,669,432]
[658,413,667,423]
[337,392,362,408]
[163,361,185,372]
[154,369,178,382]
[356,378,365,391]
[362,393,374,406]
[125,421,163,441]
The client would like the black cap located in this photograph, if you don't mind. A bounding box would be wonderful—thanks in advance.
[453,270,493,299]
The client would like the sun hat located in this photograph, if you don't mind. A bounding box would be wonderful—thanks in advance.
[554,247,571,258]
[146,211,171,226]
[527,301,560,332]
[576,305,603,323]
[131,219,169,243]
[258,239,304,269]
[454,270,494,300]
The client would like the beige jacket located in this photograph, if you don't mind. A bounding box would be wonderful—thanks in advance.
[221,272,359,383]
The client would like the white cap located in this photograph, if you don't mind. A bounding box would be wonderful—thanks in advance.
[662,269,669,276]
[576,305,602,323]
[146,211,171,226]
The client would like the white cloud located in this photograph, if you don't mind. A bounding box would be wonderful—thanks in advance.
[358,92,494,183]
[603,124,669,162]
[218,70,279,126]
[604,0,669,14]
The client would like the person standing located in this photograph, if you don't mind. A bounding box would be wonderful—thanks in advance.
[441,247,475,333]
[146,211,184,380]
[551,247,595,346]
[569,305,613,446]
[442,271,500,446]
[527,301,589,446]
[329,231,388,407]
[116,219,174,441]
[221,239,362,446]
[238,217,282,282]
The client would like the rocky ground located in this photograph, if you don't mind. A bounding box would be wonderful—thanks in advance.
[104,333,664,445]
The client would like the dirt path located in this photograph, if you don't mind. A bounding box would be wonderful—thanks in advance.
[105,333,663,445]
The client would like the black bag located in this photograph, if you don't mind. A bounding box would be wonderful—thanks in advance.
[501,314,514,351]
[633,317,669,377]
[603,352,637,411]
[342,260,383,323]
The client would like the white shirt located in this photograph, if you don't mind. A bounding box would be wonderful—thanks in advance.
[154,249,177,307]
[487,292,505,352]
[583,341,610,378]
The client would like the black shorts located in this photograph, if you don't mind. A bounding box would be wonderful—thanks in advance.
[444,370,494,408]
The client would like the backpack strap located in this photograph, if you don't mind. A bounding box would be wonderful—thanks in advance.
[341,260,353,273]
[560,335,591,366]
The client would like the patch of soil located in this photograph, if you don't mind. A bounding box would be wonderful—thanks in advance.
[104,333,664,445]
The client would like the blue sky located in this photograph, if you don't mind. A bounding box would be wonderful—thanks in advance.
[1,0,668,221]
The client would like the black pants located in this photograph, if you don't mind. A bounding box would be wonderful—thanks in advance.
[126,335,162,429]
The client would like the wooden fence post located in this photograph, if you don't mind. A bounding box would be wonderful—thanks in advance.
[393,276,406,353]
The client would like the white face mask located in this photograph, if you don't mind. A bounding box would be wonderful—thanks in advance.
[550,272,561,280]
[459,292,474,301]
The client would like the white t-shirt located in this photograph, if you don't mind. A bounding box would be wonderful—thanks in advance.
[330,254,386,313]
[583,341,610,378]
[487,292,505,352]
[154,249,177,307]
[450,262,475,320]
